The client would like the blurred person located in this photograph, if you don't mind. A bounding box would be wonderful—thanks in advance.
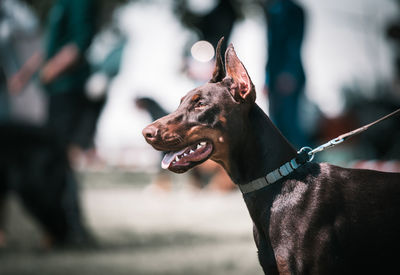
[0,0,39,121]
[0,0,41,249]
[263,0,308,148]
[174,0,243,54]
[9,0,97,159]
[174,0,243,85]
[7,0,98,248]
[81,32,127,168]
[67,1,128,169]
[0,123,94,249]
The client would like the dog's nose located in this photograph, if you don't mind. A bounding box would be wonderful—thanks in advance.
[142,125,159,143]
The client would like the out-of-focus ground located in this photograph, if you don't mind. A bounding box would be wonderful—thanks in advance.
[0,170,263,275]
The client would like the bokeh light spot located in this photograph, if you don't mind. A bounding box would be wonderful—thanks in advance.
[191,40,215,62]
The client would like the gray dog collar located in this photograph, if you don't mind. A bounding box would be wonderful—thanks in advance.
[238,148,311,194]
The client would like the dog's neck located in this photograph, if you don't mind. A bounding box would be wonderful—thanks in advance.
[227,104,298,185]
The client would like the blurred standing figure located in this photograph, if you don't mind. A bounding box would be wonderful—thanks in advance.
[174,0,243,55]
[9,0,96,154]
[264,0,307,148]
[8,0,97,247]
[0,0,39,121]
[0,0,40,248]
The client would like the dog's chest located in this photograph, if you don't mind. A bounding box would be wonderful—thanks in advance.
[252,176,341,273]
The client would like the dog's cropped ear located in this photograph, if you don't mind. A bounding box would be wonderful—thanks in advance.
[225,44,255,103]
[209,37,225,83]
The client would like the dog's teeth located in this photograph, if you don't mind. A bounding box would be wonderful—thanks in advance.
[190,150,195,154]
[197,144,202,149]
[175,156,180,161]
[184,153,188,156]
[200,141,206,146]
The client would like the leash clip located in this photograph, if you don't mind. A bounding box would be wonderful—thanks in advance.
[298,146,314,162]
[312,137,344,154]
[301,137,344,162]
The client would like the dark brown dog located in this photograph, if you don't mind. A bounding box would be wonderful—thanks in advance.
[143,39,400,274]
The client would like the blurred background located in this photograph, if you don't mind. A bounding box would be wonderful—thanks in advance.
[1,0,400,274]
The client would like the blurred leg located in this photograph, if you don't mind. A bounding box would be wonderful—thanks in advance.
[45,94,93,246]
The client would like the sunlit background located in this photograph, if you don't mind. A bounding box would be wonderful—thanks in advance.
[1,0,400,274]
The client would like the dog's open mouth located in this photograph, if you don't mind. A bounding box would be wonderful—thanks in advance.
[161,140,213,173]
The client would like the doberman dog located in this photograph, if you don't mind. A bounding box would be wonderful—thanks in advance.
[142,38,400,274]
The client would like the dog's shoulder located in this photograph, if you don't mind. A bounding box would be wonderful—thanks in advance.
[269,162,400,273]
[269,160,400,239]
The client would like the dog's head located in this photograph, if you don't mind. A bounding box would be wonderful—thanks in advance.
[142,38,256,173]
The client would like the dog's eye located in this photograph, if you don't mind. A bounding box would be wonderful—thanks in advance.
[194,101,207,109]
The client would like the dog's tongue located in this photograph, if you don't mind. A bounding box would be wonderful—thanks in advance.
[161,148,187,169]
